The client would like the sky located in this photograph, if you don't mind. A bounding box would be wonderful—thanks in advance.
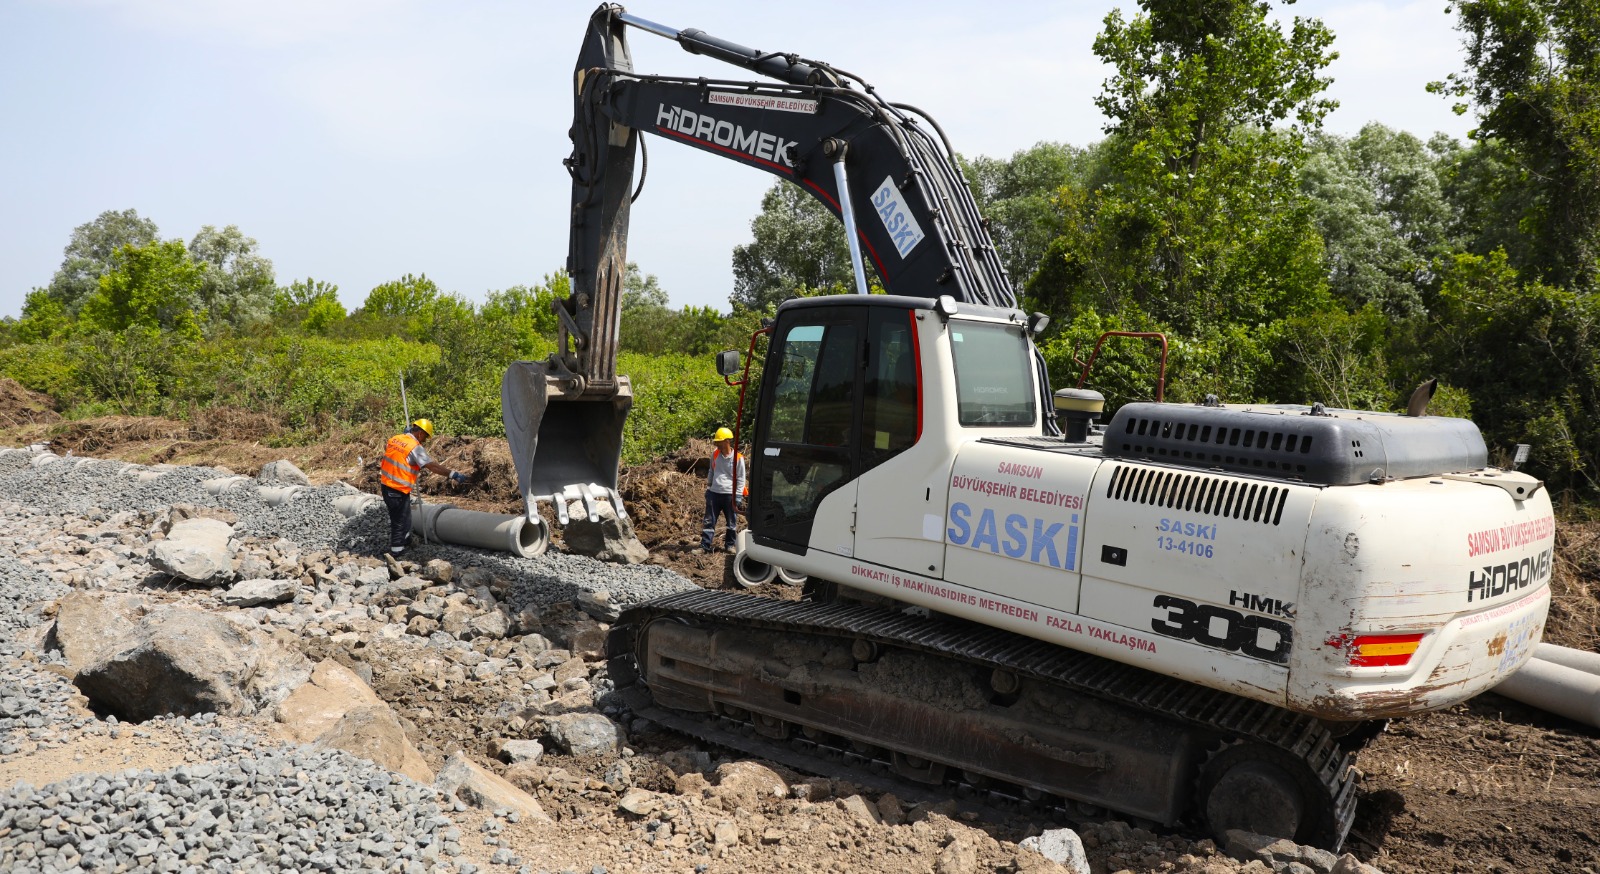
[0,0,1478,320]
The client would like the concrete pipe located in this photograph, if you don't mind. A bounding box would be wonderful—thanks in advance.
[30,453,62,468]
[202,475,252,495]
[424,505,549,559]
[135,470,168,483]
[776,566,808,587]
[257,485,308,507]
[733,549,777,589]
[1533,643,1600,675]
[0,448,30,461]
[333,494,382,518]
[1493,658,1600,728]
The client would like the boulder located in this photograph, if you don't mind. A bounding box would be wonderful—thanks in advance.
[149,518,236,585]
[220,578,296,608]
[74,607,300,720]
[561,500,649,564]
[498,739,544,765]
[45,592,134,673]
[1019,829,1090,874]
[256,459,311,486]
[711,761,788,808]
[543,712,623,757]
[275,660,431,783]
[435,751,551,822]
[934,839,978,874]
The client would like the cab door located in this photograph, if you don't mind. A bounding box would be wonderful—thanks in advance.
[748,308,866,554]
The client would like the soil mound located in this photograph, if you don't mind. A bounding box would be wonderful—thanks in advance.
[0,378,60,430]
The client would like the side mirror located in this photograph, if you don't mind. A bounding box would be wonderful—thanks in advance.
[715,350,742,377]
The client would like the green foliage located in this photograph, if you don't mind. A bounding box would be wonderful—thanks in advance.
[964,142,1103,287]
[622,263,669,311]
[1302,126,1455,316]
[274,278,347,335]
[47,209,160,313]
[16,289,70,343]
[78,240,205,338]
[619,352,739,464]
[731,182,869,311]
[1423,251,1600,495]
[1432,0,1600,291]
[1031,1,1337,335]
[356,273,447,340]
[188,224,276,329]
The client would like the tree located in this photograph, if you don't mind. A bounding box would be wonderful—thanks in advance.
[1031,0,1337,338]
[188,225,276,329]
[47,209,160,313]
[1432,1,1600,291]
[964,142,1103,288]
[731,182,859,311]
[1301,125,1454,316]
[622,262,669,312]
[274,278,346,334]
[77,240,204,337]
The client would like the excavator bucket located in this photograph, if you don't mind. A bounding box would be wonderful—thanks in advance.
[501,360,632,522]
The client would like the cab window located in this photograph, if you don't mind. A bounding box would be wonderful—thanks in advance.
[950,321,1035,427]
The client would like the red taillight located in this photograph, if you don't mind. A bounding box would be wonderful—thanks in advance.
[1348,633,1425,667]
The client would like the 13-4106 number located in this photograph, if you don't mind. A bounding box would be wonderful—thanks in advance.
[1155,536,1212,558]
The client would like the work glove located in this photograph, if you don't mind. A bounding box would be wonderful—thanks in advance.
[449,471,467,485]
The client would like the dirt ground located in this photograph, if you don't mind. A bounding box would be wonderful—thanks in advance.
[5,380,1600,872]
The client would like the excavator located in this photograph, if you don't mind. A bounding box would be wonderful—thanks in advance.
[502,5,1555,850]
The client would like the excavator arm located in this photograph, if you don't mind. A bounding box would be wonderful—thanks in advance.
[503,3,1049,530]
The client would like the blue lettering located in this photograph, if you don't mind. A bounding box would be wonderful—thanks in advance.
[1003,514,1028,559]
[1159,519,1172,533]
[1064,514,1079,571]
[946,502,971,545]
[972,509,1001,553]
[872,187,892,208]
[1031,518,1064,568]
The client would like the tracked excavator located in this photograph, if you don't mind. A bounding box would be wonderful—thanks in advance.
[503,5,1555,849]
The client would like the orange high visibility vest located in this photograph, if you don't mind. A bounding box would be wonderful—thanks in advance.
[380,433,422,493]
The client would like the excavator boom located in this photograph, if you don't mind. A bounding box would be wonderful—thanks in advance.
[503,4,1049,527]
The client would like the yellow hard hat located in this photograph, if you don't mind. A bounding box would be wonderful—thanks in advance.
[411,419,435,438]
[713,427,734,441]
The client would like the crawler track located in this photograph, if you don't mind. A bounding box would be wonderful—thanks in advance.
[608,589,1358,850]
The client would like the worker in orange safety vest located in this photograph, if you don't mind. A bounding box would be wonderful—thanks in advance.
[379,419,470,558]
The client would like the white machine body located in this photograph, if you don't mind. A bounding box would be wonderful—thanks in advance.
[741,297,1553,720]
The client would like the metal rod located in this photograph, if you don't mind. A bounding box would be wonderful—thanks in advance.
[399,371,410,425]
[615,11,679,40]
[828,141,870,296]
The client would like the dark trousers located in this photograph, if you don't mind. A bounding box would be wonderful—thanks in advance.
[701,490,737,550]
[381,485,412,552]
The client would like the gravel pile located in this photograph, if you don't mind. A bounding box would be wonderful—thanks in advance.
[0,449,702,873]
[0,451,696,611]
[0,717,465,874]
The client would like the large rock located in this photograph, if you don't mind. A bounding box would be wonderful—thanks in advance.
[275,660,432,783]
[149,517,237,585]
[256,459,311,486]
[1019,829,1090,874]
[435,751,551,822]
[45,592,134,673]
[74,607,308,721]
[221,578,296,607]
[562,500,649,564]
[543,712,623,756]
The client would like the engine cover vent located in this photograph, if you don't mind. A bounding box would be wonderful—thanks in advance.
[1104,403,1488,485]
[1105,465,1289,526]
